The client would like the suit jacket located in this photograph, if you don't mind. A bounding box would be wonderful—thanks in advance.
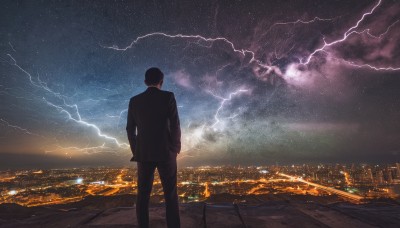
[126,87,181,162]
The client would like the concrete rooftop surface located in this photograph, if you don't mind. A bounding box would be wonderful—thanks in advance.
[1,199,400,228]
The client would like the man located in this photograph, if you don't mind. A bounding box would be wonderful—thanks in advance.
[126,67,181,228]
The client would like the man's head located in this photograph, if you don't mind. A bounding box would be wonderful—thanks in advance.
[145,67,164,88]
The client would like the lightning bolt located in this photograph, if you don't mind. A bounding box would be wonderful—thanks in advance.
[105,108,128,127]
[265,16,339,35]
[116,109,128,127]
[8,42,16,52]
[42,98,129,148]
[6,54,68,99]
[301,0,400,71]
[272,16,338,26]
[5,54,130,151]
[101,32,274,70]
[45,143,109,155]
[0,118,43,137]
[207,89,249,129]
[329,54,400,71]
[361,19,399,39]
[273,44,295,61]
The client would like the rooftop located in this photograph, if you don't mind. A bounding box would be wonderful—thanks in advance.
[1,195,400,227]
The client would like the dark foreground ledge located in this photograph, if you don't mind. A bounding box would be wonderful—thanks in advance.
[1,199,400,228]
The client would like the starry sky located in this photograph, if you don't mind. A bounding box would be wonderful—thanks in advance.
[1,0,399,169]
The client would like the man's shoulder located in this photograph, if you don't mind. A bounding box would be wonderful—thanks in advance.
[160,90,174,96]
[129,91,145,104]
[129,90,173,102]
[152,89,174,98]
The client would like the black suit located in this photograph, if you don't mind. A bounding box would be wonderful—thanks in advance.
[126,87,181,228]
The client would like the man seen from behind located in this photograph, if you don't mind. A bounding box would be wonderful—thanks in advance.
[126,67,181,228]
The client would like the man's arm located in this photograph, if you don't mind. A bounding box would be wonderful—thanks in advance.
[126,99,137,158]
[168,93,181,154]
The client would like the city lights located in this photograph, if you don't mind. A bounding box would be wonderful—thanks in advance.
[76,178,83,185]
[1,164,399,207]
[8,190,17,196]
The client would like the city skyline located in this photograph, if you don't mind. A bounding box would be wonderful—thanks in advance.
[1,0,400,168]
[2,164,400,226]
[2,163,400,207]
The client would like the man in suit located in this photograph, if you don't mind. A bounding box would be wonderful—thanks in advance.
[126,67,181,228]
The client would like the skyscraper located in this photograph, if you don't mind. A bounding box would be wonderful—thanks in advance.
[396,163,400,179]
[376,170,384,185]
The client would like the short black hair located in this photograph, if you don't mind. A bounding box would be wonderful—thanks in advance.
[145,67,164,85]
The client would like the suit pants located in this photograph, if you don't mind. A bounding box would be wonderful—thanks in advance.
[136,159,180,228]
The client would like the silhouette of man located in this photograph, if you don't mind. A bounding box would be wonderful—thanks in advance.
[126,67,181,228]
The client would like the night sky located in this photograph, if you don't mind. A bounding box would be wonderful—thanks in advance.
[1,0,399,169]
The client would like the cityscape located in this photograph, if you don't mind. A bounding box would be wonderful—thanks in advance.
[2,163,399,207]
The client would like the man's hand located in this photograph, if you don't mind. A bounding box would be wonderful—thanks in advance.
[130,148,136,161]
